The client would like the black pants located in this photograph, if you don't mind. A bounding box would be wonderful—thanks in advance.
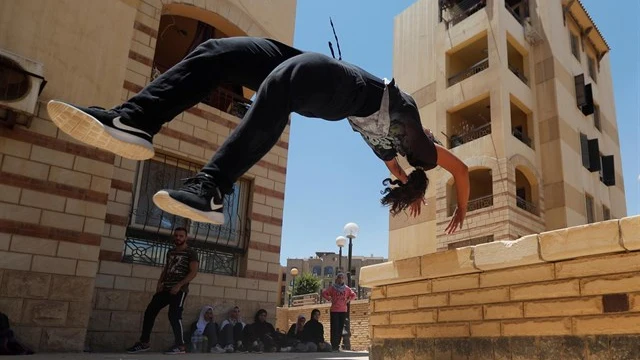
[202,322,219,346]
[330,311,347,350]
[219,322,244,347]
[115,36,385,195]
[140,290,187,346]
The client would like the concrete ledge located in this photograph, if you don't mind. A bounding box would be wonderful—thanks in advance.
[621,215,640,250]
[474,234,543,271]
[359,257,422,287]
[539,220,623,261]
[360,216,640,287]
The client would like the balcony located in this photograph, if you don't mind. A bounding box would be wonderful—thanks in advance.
[515,167,539,216]
[447,95,492,149]
[447,34,489,87]
[507,35,529,86]
[512,128,532,148]
[510,99,533,148]
[505,0,530,24]
[440,0,487,29]
[448,168,493,216]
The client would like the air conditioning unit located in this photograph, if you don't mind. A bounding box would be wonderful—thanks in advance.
[0,48,46,128]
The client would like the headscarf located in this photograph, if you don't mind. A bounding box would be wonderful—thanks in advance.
[332,272,346,291]
[194,305,214,336]
[295,314,306,333]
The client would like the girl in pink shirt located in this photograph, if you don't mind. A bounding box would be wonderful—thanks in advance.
[321,273,356,351]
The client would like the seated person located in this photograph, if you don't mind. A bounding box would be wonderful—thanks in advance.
[297,309,331,352]
[286,314,306,347]
[185,305,224,353]
[243,309,283,353]
[218,306,246,352]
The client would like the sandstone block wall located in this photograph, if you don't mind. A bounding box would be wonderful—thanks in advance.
[275,300,371,352]
[0,0,295,352]
[361,216,640,359]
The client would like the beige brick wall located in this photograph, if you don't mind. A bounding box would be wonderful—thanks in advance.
[275,300,371,351]
[1,0,295,353]
[0,104,105,352]
[362,216,640,345]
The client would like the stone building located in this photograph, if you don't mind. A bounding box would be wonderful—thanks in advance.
[0,0,296,352]
[388,0,626,259]
[283,252,387,306]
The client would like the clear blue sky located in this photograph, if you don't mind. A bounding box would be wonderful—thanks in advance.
[279,0,639,265]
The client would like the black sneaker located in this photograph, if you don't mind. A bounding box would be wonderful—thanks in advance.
[47,100,154,160]
[152,173,225,225]
[126,342,150,353]
[163,345,186,355]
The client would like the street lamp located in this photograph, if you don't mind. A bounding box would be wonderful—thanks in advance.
[289,267,299,306]
[342,222,359,351]
[336,236,347,272]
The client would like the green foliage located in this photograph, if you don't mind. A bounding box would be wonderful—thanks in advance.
[292,272,322,296]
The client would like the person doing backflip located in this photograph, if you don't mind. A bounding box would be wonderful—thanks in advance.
[47,36,469,233]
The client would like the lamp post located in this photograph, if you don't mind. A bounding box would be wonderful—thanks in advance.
[342,222,359,351]
[335,236,346,272]
[289,267,299,307]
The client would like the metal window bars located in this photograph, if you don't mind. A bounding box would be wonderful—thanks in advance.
[123,153,251,275]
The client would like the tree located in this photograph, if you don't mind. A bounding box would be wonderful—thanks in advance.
[292,272,321,296]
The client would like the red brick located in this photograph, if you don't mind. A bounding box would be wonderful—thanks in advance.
[245,270,278,282]
[104,213,128,226]
[0,219,100,246]
[248,241,280,254]
[0,171,108,204]
[254,186,285,200]
[123,80,143,93]
[0,128,114,164]
[110,179,133,192]
[99,250,122,261]
[128,50,153,67]
[251,213,282,227]
[133,20,158,38]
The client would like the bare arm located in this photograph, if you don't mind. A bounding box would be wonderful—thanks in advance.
[384,158,408,184]
[435,144,470,233]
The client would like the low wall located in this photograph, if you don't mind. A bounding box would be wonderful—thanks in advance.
[360,216,640,359]
[275,299,370,351]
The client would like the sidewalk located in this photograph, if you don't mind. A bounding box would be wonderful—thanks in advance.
[2,351,370,360]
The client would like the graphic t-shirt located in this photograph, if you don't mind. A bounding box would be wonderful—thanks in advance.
[162,248,199,293]
[347,79,439,171]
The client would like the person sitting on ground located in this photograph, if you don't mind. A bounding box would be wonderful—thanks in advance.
[286,314,306,348]
[218,306,246,352]
[244,309,286,353]
[298,309,331,352]
[186,305,225,353]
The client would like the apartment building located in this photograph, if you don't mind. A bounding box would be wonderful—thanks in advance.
[389,0,625,259]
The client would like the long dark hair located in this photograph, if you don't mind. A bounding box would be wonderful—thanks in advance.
[254,309,267,323]
[380,170,428,216]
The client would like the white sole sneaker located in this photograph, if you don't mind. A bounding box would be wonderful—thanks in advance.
[47,100,155,161]
[152,190,225,225]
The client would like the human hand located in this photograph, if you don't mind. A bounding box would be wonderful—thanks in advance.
[445,206,466,234]
[409,197,426,218]
[170,284,182,295]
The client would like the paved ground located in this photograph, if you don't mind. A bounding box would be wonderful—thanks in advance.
[2,351,370,359]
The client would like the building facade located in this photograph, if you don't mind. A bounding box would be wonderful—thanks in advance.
[283,252,387,306]
[0,0,296,352]
[388,0,626,260]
